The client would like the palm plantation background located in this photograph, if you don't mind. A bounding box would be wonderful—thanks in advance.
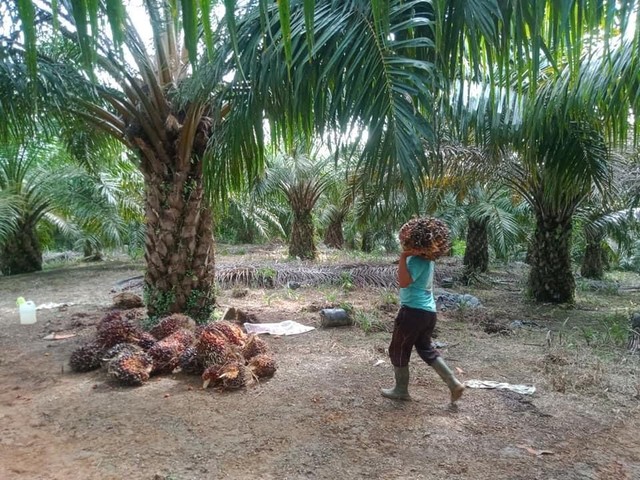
[1,0,640,317]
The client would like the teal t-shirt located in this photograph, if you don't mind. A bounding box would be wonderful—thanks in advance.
[399,256,436,312]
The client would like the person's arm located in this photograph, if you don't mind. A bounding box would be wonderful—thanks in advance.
[398,251,413,288]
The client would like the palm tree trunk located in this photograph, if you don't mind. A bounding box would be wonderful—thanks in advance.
[463,217,489,273]
[140,153,215,321]
[529,212,575,303]
[361,230,374,253]
[0,221,42,275]
[323,216,344,249]
[289,209,316,259]
[580,233,605,279]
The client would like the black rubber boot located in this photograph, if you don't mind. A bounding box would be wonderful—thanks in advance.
[431,357,464,403]
[381,366,411,400]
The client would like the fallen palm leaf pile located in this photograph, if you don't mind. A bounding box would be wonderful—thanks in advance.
[69,311,276,390]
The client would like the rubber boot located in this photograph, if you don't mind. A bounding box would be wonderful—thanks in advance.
[431,357,464,403]
[381,366,411,400]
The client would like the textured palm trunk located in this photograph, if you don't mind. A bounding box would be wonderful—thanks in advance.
[129,108,216,322]
[0,221,42,275]
[361,231,374,253]
[289,209,316,259]
[463,217,489,273]
[580,233,605,279]
[529,212,575,303]
[323,216,344,249]
[142,158,215,320]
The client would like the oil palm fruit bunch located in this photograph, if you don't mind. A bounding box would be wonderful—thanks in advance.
[148,328,195,374]
[206,321,246,347]
[195,328,231,368]
[398,217,451,260]
[101,343,145,367]
[69,342,104,372]
[217,361,249,391]
[96,315,145,349]
[106,349,154,385]
[248,354,277,379]
[149,313,196,340]
[242,334,269,360]
[136,332,157,351]
[201,364,224,389]
[177,346,203,375]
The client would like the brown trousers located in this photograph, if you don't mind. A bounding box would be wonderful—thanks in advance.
[388,306,439,367]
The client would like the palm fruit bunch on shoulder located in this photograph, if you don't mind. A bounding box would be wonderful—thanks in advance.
[101,343,144,368]
[248,353,277,379]
[195,328,231,368]
[205,320,247,347]
[96,313,146,349]
[149,313,196,341]
[69,342,105,372]
[398,216,451,260]
[148,328,195,374]
[177,346,204,375]
[241,334,269,361]
[217,361,249,391]
[106,349,154,386]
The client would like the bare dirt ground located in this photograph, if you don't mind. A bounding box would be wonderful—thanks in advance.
[1,246,640,480]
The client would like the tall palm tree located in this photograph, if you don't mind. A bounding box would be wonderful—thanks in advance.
[7,0,640,306]
[3,0,441,317]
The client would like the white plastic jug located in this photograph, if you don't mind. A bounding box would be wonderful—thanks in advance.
[19,300,37,325]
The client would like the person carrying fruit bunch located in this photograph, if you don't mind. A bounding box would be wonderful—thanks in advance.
[381,217,464,404]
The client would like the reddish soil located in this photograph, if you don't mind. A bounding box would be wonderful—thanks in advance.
[1,251,640,480]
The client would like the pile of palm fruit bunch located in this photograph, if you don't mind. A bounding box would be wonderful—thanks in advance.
[398,216,451,260]
[68,310,277,390]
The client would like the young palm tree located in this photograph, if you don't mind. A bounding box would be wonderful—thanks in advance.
[0,139,143,274]
[462,185,526,276]
[256,147,333,260]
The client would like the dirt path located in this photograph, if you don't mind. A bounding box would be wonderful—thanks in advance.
[1,259,640,479]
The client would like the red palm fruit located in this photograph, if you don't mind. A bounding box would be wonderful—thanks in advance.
[218,361,248,390]
[399,217,451,259]
[149,313,196,340]
[107,350,153,385]
[248,354,277,379]
[101,343,144,367]
[148,328,195,374]
[201,364,224,389]
[206,321,246,347]
[241,334,269,361]
[96,316,145,349]
[69,342,104,372]
[136,332,157,351]
[178,346,203,375]
[195,329,231,367]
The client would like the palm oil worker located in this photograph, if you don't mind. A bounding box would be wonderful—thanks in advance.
[381,248,464,404]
